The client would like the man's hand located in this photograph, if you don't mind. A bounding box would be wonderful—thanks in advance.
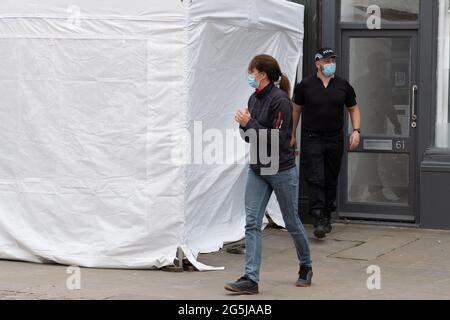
[349,131,360,151]
[234,109,251,128]
[290,136,300,157]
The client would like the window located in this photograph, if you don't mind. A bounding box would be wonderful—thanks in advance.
[341,0,420,23]
[437,0,450,148]
[347,37,412,138]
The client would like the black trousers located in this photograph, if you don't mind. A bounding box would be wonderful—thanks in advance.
[300,130,344,220]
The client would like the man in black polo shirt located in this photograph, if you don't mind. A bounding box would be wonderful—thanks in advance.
[292,48,361,239]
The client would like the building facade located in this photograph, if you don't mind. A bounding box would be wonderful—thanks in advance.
[290,0,450,230]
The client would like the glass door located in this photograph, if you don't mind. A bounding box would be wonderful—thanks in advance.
[339,31,418,222]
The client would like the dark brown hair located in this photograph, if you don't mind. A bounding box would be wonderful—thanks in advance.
[248,54,291,95]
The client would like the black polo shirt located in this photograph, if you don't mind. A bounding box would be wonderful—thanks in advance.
[293,74,357,134]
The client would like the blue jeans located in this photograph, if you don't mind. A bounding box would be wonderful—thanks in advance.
[244,167,312,283]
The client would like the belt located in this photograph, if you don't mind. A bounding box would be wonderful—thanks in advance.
[302,129,343,137]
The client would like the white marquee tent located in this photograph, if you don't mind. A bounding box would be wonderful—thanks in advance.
[0,0,304,270]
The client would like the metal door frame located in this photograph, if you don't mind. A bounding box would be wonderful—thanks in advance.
[319,0,439,227]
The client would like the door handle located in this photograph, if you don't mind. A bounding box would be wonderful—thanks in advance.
[411,85,418,127]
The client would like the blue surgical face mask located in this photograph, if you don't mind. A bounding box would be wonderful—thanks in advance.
[247,74,260,89]
[322,63,336,77]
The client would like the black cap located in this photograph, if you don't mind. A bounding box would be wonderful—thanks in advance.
[315,48,337,61]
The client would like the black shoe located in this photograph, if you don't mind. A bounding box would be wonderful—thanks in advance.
[313,217,327,239]
[324,217,332,234]
[224,276,259,295]
[296,266,313,287]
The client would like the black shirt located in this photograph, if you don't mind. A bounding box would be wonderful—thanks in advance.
[293,74,357,133]
[240,83,296,173]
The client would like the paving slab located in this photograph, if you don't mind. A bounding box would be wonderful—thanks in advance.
[330,236,420,261]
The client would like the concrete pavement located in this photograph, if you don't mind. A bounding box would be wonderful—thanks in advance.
[1,223,450,300]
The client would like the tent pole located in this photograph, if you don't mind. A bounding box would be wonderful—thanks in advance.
[176,247,184,269]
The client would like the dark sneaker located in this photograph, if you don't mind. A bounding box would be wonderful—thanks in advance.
[324,217,332,234]
[224,276,259,295]
[313,217,327,239]
[296,266,313,287]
